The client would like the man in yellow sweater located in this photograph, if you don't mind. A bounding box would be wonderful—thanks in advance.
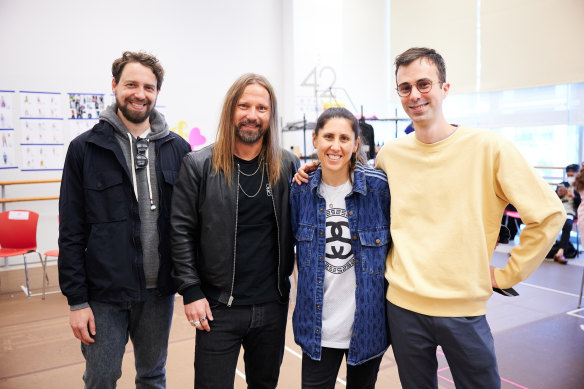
[375,47,565,389]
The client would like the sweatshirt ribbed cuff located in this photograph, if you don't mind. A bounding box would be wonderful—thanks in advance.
[70,302,90,311]
[181,285,206,305]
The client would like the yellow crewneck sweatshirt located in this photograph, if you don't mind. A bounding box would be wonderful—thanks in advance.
[376,126,565,316]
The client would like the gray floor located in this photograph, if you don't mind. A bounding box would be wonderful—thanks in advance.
[486,243,584,389]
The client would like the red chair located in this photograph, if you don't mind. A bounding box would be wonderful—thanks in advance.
[41,215,59,299]
[503,209,522,238]
[0,210,45,297]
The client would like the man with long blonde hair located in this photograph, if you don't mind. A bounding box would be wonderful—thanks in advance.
[171,73,299,388]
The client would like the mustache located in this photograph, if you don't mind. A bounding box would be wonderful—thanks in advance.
[238,119,261,127]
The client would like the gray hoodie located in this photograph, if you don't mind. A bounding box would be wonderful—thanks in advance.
[100,104,169,289]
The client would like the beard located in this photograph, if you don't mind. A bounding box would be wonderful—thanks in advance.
[235,119,268,144]
[115,95,155,124]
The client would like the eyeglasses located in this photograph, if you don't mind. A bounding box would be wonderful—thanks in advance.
[396,78,443,97]
[135,137,149,169]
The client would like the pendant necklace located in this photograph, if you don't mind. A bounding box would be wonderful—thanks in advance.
[321,180,350,209]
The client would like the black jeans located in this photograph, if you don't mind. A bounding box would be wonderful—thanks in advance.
[301,347,383,389]
[558,218,574,250]
[194,300,288,389]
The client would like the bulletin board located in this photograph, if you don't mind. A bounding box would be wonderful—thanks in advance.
[0,90,17,169]
[67,93,104,140]
[19,91,64,171]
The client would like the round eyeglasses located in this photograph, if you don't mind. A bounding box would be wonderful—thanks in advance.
[396,78,444,97]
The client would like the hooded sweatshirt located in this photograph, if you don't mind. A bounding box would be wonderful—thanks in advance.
[101,104,169,289]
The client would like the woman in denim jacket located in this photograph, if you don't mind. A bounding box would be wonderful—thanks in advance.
[290,107,391,388]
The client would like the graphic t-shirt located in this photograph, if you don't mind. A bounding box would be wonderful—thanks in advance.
[319,179,356,349]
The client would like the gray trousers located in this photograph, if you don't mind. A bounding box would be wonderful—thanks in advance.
[386,300,500,389]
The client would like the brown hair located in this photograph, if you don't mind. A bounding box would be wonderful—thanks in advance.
[395,47,447,83]
[112,51,164,90]
[212,73,281,185]
[314,107,366,183]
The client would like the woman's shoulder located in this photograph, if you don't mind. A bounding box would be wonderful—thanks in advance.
[290,172,316,195]
[353,164,389,197]
[358,164,388,183]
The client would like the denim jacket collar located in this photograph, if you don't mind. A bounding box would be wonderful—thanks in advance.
[308,162,368,197]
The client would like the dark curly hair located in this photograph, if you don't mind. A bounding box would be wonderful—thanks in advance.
[395,47,447,83]
[111,51,164,90]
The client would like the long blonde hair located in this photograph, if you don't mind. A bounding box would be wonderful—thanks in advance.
[212,73,282,185]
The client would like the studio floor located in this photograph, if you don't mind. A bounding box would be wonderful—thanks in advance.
[1,242,583,388]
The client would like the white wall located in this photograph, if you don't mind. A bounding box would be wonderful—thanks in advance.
[0,0,286,257]
[1,0,395,263]
[390,0,584,95]
[0,0,286,146]
[282,0,393,158]
[481,0,584,91]
[390,0,477,95]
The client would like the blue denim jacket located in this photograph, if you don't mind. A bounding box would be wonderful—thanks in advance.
[290,162,391,365]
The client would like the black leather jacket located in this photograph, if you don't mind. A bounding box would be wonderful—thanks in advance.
[170,144,300,305]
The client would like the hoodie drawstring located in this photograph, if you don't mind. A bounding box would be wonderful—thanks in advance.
[128,133,157,211]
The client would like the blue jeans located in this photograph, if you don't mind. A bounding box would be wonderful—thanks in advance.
[81,289,174,389]
[387,301,500,389]
[194,300,288,389]
[301,347,383,389]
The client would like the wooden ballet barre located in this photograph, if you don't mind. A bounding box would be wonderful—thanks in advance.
[0,196,59,204]
[0,179,61,211]
[0,179,61,186]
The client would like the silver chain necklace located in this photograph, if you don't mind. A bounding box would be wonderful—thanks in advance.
[238,163,264,198]
[238,158,263,177]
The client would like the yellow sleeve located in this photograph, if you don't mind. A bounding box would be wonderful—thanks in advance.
[493,138,566,288]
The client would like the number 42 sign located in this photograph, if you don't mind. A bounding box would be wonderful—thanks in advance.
[301,66,337,98]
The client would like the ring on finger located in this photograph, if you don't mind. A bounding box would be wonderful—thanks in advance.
[200,317,207,322]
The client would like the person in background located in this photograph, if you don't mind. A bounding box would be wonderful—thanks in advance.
[549,163,581,264]
[170,73,299,388]
[573,164,584,246]
[58,51,191,388]
[404,121,415,134]
[502,204,522,242]
[573,165,584,333]
[291,107,390,388]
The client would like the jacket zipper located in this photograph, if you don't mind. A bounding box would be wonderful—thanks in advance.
[129,151,143,300]
[228,165,240,307]
[268,163,283,298]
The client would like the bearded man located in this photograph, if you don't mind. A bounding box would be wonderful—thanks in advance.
[171,73,299,388]
[58,51,191,388]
